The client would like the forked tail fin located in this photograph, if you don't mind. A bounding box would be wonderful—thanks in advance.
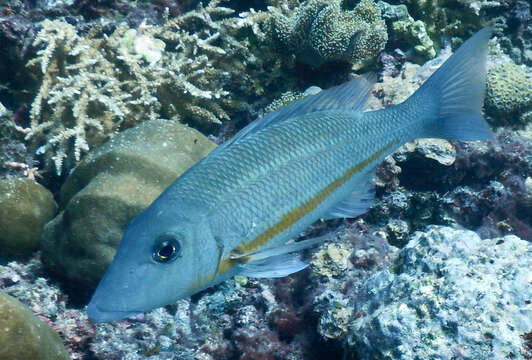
[407,27,493,141]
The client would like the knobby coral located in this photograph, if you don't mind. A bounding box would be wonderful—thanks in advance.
[267,0,388,68]
[485,60,532,126]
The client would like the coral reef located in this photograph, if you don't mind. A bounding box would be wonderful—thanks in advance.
[89,275,317,359]
[41,119,215,292]
[1,1,531,360]
[349,226,532,360]
[495,0,532,66]
[25,19,128,174]
[310,222,398,341]
[267,0,387,68]
[398,0,529,68]
[0,103,39,179]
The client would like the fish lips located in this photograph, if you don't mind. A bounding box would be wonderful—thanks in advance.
[87,300,141,323]
[87,279,143,322]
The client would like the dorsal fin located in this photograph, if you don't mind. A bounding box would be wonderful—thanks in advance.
[214,74,376,154]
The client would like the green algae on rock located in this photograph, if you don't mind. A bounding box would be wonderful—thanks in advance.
[0,178,57,260]
[40,119,216,290]
[267,0,387,68]
[377,1,435,60]
[401,0,492,44]
[0,292,70,360]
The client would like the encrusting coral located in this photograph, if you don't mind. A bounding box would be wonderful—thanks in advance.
[267,0,388,69]
[24,1,284,175]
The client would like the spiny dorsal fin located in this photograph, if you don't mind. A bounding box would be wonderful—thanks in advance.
[216,74,376,152]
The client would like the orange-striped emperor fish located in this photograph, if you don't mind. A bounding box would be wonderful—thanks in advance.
[88,28,493,322]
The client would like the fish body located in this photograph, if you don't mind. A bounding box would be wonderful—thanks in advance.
[88,28,493,322]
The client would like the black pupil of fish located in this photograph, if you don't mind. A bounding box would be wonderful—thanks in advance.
[158,243,174,258]
[154,238,180,262]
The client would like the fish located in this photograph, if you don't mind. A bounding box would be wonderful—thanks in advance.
[87,28,493,322]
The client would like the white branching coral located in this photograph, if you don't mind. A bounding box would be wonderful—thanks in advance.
[27,20,129,173]
[26,1,283,175]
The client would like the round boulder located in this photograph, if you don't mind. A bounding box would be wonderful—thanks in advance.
[40,119,216,290]
[0,178,57,260]
[0,292,70,360]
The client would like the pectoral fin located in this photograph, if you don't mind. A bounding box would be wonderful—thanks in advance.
[232,234,330,278]
[322,173,375,220]
[239,253,309,278]
[230,234,330,261]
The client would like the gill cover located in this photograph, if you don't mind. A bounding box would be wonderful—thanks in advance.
[87,199,221,322]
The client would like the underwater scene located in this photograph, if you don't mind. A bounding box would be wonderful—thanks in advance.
[0,0,531,359]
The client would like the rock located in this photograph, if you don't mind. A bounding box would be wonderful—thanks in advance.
[393,138,457,191]
[393,138,456,166]
[0,178,57,260]
[310,223,399,341]
[314,289,354,339]
[40,119,216,290]
[0,292,70,360]
[349,226,532,360]
[310,242,352,278]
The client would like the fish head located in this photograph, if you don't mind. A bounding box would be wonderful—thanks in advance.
[87,199,221,322]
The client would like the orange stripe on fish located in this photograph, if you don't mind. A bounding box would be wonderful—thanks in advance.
[215,140,398,276]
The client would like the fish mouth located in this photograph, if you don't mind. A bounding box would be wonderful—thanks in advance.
[87,301,141,323]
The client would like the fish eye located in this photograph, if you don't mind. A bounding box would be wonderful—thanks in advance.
[152,235,181,263]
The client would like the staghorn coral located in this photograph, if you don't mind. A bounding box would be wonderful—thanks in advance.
[0,103,38,179]
[26,19,135,174]
[267,0,388,69]
[25,1,285,175]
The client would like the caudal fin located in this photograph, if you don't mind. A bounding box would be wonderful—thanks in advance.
[409,27,493,141]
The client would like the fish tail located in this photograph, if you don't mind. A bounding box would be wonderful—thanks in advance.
[406,27,493,141]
